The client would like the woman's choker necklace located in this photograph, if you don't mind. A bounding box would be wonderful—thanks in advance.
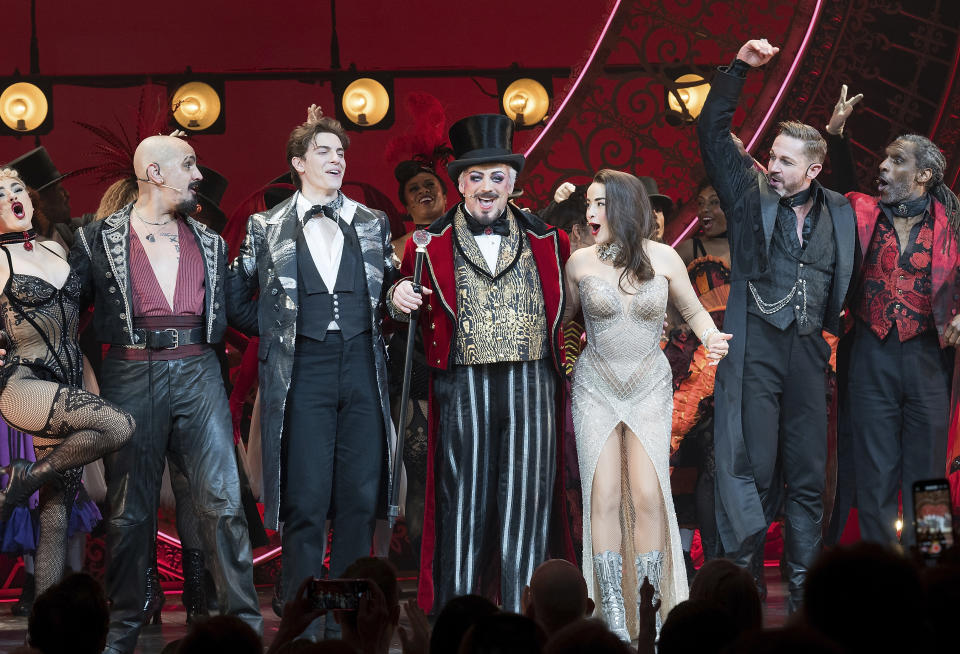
[596,241,622,262]
[0,229,37,251]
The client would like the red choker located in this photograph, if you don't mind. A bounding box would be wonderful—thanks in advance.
[0,229,37,251]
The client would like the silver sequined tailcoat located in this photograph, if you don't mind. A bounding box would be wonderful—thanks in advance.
[226,194,399,530]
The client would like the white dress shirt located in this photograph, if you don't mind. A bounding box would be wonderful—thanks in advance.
[473,233,502,274]
[297,191,354,331]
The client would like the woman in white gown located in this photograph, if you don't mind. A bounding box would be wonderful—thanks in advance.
[564,169,731,641]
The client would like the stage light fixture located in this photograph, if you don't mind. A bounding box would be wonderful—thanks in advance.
[665,73,710,125]
[0,81,51,133]
[171,81,223,132]
[339,77,391,128]
[500,78,550,127]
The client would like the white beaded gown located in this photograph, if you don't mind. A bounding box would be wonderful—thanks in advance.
[572,274,688,635]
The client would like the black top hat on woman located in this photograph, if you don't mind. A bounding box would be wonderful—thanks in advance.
[3,147,67,192]
[446,114,525,181]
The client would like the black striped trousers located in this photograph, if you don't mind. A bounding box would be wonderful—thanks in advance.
[432,358,557,613]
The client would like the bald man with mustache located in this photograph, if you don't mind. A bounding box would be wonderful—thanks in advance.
[70,135,262,653]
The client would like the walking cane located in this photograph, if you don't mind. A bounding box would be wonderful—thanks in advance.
[388,229,432,528]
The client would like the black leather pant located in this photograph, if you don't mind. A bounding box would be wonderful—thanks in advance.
[735,314,831,613]
[100,350,262,654]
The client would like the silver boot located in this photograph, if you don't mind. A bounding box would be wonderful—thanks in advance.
[593,550,631,642]
[636,550,665,636]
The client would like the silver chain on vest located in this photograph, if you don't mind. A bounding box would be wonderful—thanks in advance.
[748,278,808,326]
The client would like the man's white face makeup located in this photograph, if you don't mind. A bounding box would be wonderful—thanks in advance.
[459,164,513,224]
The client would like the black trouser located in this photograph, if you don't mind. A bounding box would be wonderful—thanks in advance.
[101,349,262,654]
[733,314,831,612]
[432,359,556,613]
[281,333,384,602]
[849,323,951,548]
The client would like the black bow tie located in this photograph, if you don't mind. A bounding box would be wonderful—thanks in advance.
[464,212,510,236]
[305,204,338,221]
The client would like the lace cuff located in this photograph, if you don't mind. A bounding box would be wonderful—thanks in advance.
[386,277,412,323]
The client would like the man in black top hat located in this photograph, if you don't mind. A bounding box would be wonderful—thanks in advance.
[390,114,571,613]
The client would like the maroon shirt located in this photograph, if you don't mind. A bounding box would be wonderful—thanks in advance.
[129,220,205,317]
[112,221,206,360]
[855,211,935,341]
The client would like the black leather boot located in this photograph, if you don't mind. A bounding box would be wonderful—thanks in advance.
[272,571,284,618]
[10,572,34,617]
[0,459,64,520]
[181,549,209,624]
[142,566,164,625]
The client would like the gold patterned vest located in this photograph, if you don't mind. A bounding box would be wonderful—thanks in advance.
[452,205,548,365]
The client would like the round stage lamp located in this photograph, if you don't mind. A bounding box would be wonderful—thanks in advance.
[0,82,49,132]
[502,78,549,126]
[667,74,710,121]
[171,81,221,131]
[341,78,390,127]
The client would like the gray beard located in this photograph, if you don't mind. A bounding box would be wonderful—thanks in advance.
[881,180,914,204]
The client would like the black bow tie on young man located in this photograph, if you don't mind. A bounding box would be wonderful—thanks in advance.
[305,204,339,221]
[464,211,510,236]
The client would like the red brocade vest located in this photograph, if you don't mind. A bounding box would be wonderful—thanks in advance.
[855,212,935,341]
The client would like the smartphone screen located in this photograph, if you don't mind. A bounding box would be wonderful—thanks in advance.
[307,579,369,611]
[913,478,954,559]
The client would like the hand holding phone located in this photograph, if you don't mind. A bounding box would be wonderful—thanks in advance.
[913,478,955,560]
[307,578,371,611]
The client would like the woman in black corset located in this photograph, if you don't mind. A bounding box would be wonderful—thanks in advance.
[0,168,133,594]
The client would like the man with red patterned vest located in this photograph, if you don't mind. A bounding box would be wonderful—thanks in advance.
[827,94,960,548]
[390,114,570,613]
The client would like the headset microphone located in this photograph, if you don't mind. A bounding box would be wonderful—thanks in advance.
[136,178,186,193]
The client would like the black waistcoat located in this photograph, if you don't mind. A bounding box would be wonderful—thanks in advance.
[296,223,371,342]
[747,202,836,335]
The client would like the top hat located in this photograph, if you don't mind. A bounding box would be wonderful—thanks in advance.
[446,114,525,181]
[395,160,441,186]
[638,176,672,214]
[3,147,67,192]
[195,165,229,232]
[264,172,296,210]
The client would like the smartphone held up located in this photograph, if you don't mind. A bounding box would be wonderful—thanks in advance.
[913,478,955,561]
[307,579,370,611]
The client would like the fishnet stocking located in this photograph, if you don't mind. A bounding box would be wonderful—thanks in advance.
[33,466,81,595]
[0,367,134,473]
[0,368,133,592]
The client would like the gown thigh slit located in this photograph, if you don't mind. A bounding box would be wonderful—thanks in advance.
[573,274,687,637]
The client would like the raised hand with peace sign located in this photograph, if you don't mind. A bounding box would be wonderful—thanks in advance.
[825,84,864,136]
